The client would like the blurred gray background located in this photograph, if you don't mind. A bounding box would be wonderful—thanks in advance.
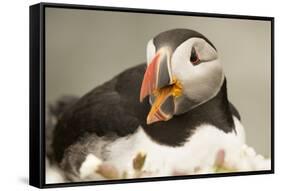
[45,8,271,157]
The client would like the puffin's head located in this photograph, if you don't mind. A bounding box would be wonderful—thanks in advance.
[140,29,224,124]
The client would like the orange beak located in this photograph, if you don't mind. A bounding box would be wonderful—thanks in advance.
[139,53,161,102]
[140,50,180,124]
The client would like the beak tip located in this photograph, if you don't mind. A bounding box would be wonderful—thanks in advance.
[146,115,160,125]
[139,94,145,102]
[146,120,153,125]
[139,88,149,103]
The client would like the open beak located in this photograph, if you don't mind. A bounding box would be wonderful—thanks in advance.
[140,49,181,124]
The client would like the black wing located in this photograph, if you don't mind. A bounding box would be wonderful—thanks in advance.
[46,95,79,163]
[52,64,148,162]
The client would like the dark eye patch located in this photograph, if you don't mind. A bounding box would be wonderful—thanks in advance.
[190,47,200,65]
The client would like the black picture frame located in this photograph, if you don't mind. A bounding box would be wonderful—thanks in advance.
[29,2,275,189]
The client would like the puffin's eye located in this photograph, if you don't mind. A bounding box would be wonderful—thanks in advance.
[190,47,200,65]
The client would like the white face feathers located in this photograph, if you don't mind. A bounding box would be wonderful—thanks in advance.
[146,37,224,115]
[171,38,223,103]
[146,39,156,65]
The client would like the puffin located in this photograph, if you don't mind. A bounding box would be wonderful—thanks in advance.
[51,28,246,181]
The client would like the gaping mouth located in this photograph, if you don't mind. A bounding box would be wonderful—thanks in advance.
[146,80,182,124]
[140,49,183,124]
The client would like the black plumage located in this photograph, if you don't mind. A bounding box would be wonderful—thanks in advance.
[153,29,216,52]
[52,63,240,163]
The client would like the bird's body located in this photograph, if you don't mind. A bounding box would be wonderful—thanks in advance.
[52,64,244,180]
[51,29,246,181]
